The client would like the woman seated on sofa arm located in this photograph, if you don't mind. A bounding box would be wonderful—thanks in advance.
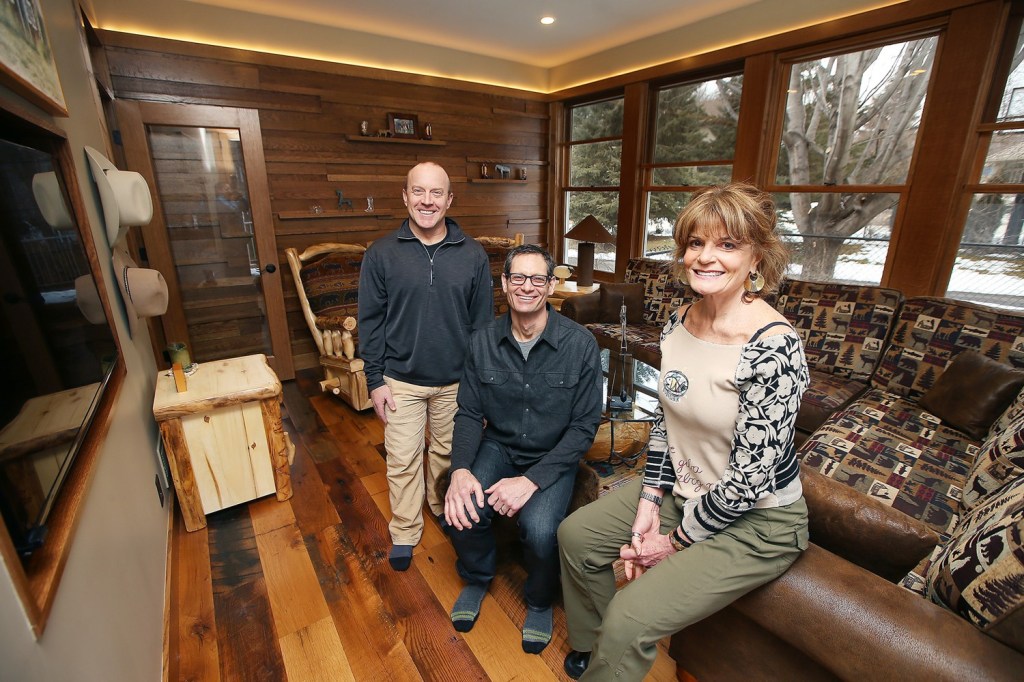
[558,183,810,681]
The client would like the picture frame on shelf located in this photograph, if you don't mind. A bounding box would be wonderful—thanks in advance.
[0,0,67,116]
[387,112,419,138]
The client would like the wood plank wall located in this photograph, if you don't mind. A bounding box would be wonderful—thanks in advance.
[99,33,550,371]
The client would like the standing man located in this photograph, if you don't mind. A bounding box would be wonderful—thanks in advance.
[358,162,494,571]
[444,244,603,654]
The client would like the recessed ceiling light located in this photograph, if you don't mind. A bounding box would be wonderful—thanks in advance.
[541,16,555,25]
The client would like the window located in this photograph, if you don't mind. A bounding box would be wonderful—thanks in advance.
[644,74,743,259]
[564,97,623,274]
[947,18,1024,311]
[771,36,938,284]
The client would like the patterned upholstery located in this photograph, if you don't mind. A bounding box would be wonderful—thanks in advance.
[964,388,1024,510]
[622,258,696,326]
[300,250,364,346]
[585,322,662,365]
[777,279,903,383]
[799,387,978,537]
[871,297,1024,400]
[926,474,1024,642]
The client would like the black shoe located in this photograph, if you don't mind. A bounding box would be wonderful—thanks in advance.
[563,650,591,680]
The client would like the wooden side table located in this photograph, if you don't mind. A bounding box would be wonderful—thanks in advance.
[153,354,294,531]
[548,281,599,311]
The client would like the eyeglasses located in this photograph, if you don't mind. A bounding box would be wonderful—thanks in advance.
[506,273,552,286]
[408,187,447,200]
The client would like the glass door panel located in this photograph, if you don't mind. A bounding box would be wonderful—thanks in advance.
[145,125,269,362]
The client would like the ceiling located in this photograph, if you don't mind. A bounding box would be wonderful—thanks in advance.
[185,0,760,68]
[87,0,900,92]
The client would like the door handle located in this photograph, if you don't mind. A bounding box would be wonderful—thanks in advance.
[264,264,277,273]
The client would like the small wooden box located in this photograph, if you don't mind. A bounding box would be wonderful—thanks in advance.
[152,354,293,531]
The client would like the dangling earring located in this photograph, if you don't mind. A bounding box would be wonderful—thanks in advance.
[744,270,765,294]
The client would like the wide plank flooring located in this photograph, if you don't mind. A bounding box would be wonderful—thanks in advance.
[165,369,681,681]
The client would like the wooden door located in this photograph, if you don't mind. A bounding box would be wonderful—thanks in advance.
[116,101,293,379]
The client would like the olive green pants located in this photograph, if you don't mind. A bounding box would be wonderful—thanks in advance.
[558,478,808,681]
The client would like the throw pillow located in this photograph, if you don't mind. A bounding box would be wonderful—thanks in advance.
[927,475,1024,648]
[963,387,1024,509]
[919,351,1024,441]
[598,283,645,325]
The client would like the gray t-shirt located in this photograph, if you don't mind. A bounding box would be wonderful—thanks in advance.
[517,335,540,360]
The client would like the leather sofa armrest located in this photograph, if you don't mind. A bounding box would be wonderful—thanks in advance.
[800,464,939,581]
[732,544,1023,681]
[560,291,603,324]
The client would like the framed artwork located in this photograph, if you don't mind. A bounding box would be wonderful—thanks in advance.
[0,0,67,116]
[387,112,419,139]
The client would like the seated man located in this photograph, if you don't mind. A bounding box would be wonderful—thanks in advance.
[443,244,603,654]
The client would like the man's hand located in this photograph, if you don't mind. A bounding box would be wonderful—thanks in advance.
[485,476,538,518]
[370,385,396,424]
[444,468,485,531]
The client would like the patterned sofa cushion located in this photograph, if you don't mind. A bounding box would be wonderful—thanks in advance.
[300,251,362,320]
[871,297,1024,401]
[776,279,903,383]
[797,370,868,435]
[623,258,696,326]
[964,388,1024,509]
[585,321,663,368]
[926,474,1024,648]
[798,387,979,537]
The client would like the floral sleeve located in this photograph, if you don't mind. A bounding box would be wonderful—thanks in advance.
[678,331,809,544]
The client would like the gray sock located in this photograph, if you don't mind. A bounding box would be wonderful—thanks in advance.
[522,606,553,654]
[388,544,413,571]
[451,584,487,632]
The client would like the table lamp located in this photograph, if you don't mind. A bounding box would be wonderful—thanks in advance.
[564,214,614,287]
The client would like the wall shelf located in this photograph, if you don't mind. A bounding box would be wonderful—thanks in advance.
[468,178,528,184]
[277,210,395,220]
[344,134,446,146]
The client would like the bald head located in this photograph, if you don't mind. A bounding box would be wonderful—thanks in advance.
[403,162,454,237]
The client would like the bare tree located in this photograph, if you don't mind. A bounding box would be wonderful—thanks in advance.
[780,38,936,279]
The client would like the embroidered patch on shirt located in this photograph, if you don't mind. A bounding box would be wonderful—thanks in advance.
[662,369,688,402]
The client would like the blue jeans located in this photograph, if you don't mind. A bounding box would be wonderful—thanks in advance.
[447,439,577,609]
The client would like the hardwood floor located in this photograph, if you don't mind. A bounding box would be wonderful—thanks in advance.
[165,369,681,681]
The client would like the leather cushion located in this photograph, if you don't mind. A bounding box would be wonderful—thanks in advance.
[919,351,1024,441]
[599,283,645,325]
[800,465,939,582]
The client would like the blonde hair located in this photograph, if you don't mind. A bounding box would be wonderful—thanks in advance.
[670,183,788,299]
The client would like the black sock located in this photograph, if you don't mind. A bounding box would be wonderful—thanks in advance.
[522,606,553,654]
[450,584,487,632]
[388,544,413,571]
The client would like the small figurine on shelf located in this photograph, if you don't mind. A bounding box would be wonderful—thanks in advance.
[311,203,323,215]
[360,120,369,136]
[336,190,353,210]
[481,163,490,179]
[423,122,433,139]
[495,164,511,179]
[519,167,528,181]
[365,196,374,212]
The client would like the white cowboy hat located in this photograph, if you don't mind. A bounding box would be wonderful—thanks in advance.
[111,245,168,338]
[84,146,154,246]
[74,274,106,325]
[31,171,74,229]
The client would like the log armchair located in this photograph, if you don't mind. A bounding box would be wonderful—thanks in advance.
[286,233,524,411]
[286,242,371,411]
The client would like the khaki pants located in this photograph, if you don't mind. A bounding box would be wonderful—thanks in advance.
[558,478,808,681]
[383,377,458,545]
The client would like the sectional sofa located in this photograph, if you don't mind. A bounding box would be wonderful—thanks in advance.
[561,258,1024,678]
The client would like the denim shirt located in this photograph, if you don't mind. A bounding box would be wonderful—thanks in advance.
[450,307,603,491]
